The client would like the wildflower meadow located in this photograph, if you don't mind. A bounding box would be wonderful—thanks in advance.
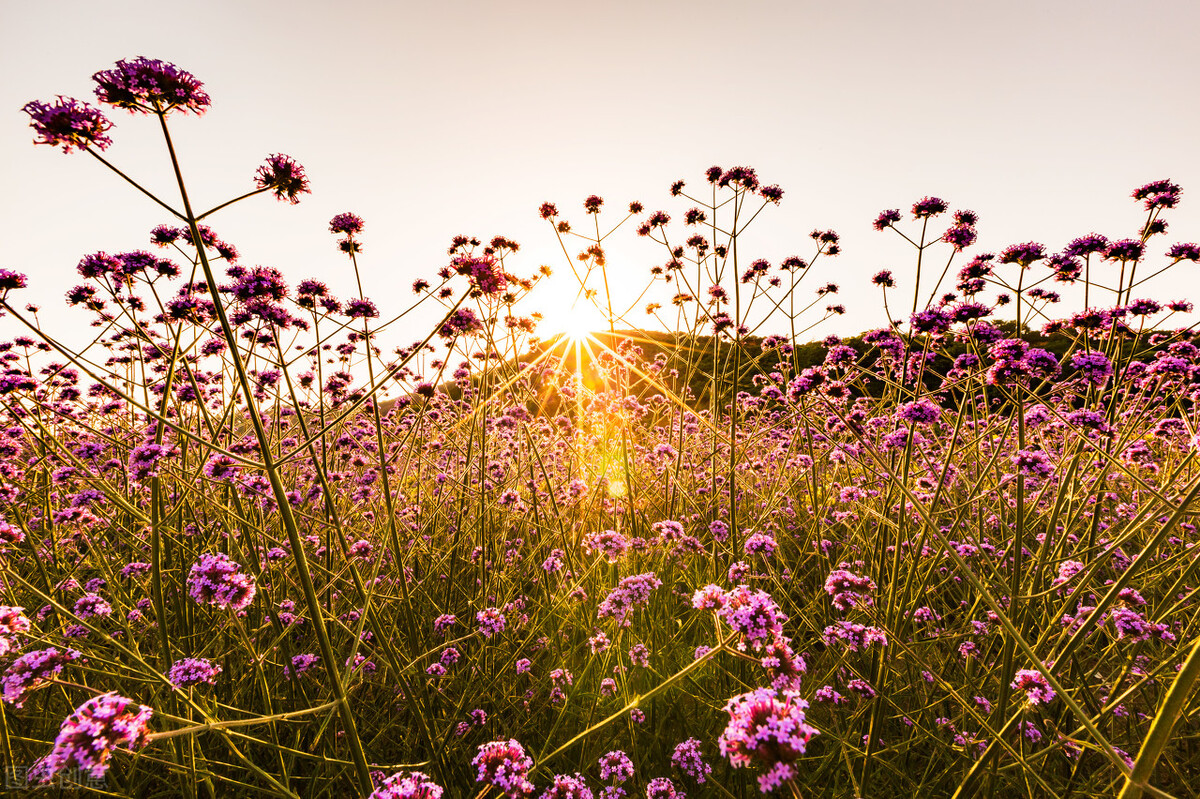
[5,57,1200,798]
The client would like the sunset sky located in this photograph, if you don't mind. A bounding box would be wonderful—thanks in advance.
[4,0,1199,352]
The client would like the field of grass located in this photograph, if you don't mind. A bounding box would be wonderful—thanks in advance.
[3,58,1200,798]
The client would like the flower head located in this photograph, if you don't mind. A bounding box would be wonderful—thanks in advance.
[330,213,365,236]
[719,688,818,793]
[473,739,534,797]
[255,154,311,204]
[912,196,948,218]
[23,97,114,153]
[93,57,210,115]
[370,770,444,798]
[168,658,222,688]
[1011,668,1056,706]
[671,738,711,784]
[2,647,81,708]
[34,692,152,782]
[0,606,32,657]
[187,553,256,611]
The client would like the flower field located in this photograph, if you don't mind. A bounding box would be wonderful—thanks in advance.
[4,58,1200,798]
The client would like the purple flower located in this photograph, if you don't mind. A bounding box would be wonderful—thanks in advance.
[0,606,32,657]
[187,553,256,611]
[22,97,114,153]
[477,607,507,638]
[452,254,506,295]
[719,688,819,793]
[671,738,711,784]
[1166,242,1200,262]
[346,298,379,319]
[1070,351,1113,387]
[286,653,320,679]
[597,573,662,627]
[912,196,948,218]
[896,399,941,425]
[1105,238,1145,262]
[330,213,365,236]
[370,770,444,798]
[2,647,81,708]
[1063,234,1109,258]
[821,621,888,653]
[128,442,174,482]
[1132,178,1181,210]
[999,242,1046,267]
[1012,449,1053,481]
[942,224,978,251]
[0,269,28,292]
[73,594,112,619]
[93,57,210,115]
[824,568,877,612]
[540,773,593,798]
[439,307,483,338]
[718,586,787,651]
[168,658,222,688]
[473,739,534,797]
[743,532,777,557]
[33,692,152,783]
[255,154,311,204]
[1011,668,1056,706]
[873,209,901,231]
[645,778,682,798]
[599,750,633,783]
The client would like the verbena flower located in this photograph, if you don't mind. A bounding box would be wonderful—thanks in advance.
[369,770,444,798]
[824,568,876,612]
[168,658,222,688]
[472,739,534,797]
[1011,668,1056,706]
[2,647,81,708]
[187,553,256,611]
[540,773,592,798]
[22,97,114,152]
[0,606,31,657]
[597,573,662,627]
[671,738,711,783]
[255,154,311,204]
[477,607,507,638]
[645,778,682,798]
[33,692,152,783]
[719,688,818,793]
[598,750,633,783]
[93,57,210,115]
[718,586,786,651]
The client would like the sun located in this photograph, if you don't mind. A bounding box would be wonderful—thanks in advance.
[536,287,610,343]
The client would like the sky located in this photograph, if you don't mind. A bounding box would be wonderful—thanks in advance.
[3,0,1200,357]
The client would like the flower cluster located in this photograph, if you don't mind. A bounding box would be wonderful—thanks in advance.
[719,688,819,793]
[92,57,210,115]
[597,573,662,627]
[168,658,222,688]
[369,770,444,798]
[2,647,81,708]
[33,692,153,783]
[823,567,876,612]
[186,553,257,611]
[0,606,31,657]
[1011,668,1056,706]
[22,97,114,153]
[472,739,534,797]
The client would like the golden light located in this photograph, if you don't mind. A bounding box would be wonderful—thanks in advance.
[607,478,627,497]
[541,295,607,344]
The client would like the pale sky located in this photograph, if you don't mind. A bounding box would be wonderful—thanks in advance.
[3,0,1200,354]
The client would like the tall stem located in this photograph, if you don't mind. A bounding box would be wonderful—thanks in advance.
[155,112,374,795]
